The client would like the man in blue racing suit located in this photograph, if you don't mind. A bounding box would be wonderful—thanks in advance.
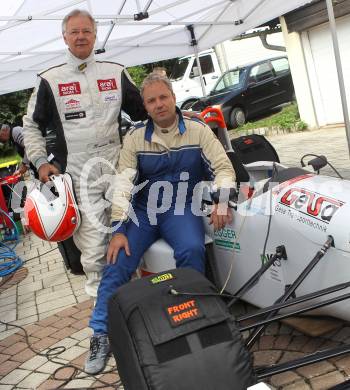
[85,72,236,374]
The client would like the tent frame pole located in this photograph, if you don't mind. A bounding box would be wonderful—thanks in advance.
[187,25,207,97]
[325,0,350,156]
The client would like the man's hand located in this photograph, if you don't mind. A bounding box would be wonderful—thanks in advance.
[107,233,131,264]
[14,163,28,176]
[209,203,233,231]
[38,163,60,183]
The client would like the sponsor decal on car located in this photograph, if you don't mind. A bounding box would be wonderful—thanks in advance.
[58,82,81,96]
[97,78,118,92]
[280,187,344,222]
[214,228,240,252]
[275,186,345,232]
[261,253,285,285]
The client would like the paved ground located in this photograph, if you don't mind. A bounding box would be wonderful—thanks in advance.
[1,126,350,389]
[266,125,350,179]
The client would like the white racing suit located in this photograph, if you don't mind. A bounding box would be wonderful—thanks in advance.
[23,50,147,297]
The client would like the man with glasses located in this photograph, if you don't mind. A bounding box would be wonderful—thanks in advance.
[23,9,148,299]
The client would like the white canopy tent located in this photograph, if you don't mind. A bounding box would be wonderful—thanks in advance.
[0,0,314,95]
[2,0,350,154]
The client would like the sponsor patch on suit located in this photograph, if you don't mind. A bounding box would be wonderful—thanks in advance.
[97,78,118,91]
[65,111,86,120]
[58,82,81,96]
[64,98,81,110]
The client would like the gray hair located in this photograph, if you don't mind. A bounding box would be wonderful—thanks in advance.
[62,9,97,34]
[140,73,174,99]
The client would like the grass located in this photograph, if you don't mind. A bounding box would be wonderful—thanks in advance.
[236,103,307,132]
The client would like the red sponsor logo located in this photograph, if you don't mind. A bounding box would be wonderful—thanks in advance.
[58,82,81,96]
[280,187,344,222]
[97,78,117,91]
[66,98,79,104]
[65,98,81,109]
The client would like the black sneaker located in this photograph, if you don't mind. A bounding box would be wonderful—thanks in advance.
[84,334,110,375]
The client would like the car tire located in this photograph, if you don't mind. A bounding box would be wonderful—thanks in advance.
[181,99,198,110]
[229,107,246,129]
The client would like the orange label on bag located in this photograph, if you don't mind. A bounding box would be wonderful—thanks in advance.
[166,299,203,326]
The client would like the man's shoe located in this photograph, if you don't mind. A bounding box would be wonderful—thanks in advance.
[84,334,110,375]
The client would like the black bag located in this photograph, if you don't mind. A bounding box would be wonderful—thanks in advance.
[57,237,84,275]
[108,268,255,390]
[231,134,279,165]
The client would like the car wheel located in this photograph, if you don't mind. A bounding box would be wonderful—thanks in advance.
[181,99,198,110]
[229,107,246,129]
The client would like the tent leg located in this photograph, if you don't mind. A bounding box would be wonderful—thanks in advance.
[325,0,350,157]
[187,25,207,98]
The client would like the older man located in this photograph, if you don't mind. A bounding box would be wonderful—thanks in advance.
[23,9,148,298]
[23,9,203,298]
[85,73,236,374]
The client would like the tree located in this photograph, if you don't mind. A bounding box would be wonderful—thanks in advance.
[127,58,178,87]
[127,66,148,88]
[0,89,32,126]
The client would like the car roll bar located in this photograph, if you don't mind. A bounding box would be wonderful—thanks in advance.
[245,235,334,348]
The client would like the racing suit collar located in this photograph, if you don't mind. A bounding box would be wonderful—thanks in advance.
[145,107,186,142]
[66,49,95,72]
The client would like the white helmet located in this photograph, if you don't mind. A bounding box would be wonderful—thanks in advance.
[24,173,81,242]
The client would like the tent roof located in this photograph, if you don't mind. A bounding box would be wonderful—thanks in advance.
[0,0,312,95]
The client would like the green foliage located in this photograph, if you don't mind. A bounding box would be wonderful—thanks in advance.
[237,103,307,132]
[0,138,17,160]
[0,89,32,126]
[127,58,178,88]
[127,66,148,88]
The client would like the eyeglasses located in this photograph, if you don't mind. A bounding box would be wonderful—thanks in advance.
[66,29,94,36]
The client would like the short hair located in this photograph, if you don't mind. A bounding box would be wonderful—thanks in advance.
[0,124,10,141]
[62,9,97,34]
[0,123,10,132]
[140,73,174,99]
[152,67,167,77]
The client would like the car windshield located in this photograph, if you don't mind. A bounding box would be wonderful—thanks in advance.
[212,68,247,92]
[170,58,190,81]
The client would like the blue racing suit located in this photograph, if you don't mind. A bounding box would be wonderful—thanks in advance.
[89,109,235,334]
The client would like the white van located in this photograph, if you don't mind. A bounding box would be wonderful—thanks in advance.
[170,49,222,109]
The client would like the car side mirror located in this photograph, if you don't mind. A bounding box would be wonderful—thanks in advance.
[190,66,200,78]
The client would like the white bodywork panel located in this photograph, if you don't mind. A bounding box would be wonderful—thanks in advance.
[142,161,350,321]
